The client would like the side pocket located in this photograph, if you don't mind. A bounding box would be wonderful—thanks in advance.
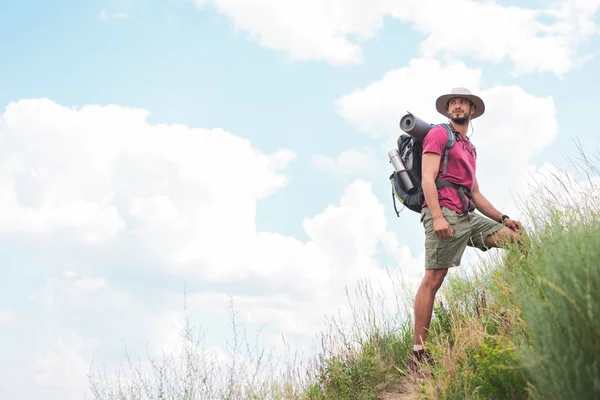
[445,214,458,228]
[441,207,459,228]
[425,246,438,266]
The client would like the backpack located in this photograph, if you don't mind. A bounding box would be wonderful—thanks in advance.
[389,123,476,216]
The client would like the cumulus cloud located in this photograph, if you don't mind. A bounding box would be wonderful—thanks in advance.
[521,159,600,227]
[334,57,559,220]
[0,308,15,325]
[99,9,128,22]
[194,0,600,75]
[172,177,423,296]
[34,332,97,399]
[312,147,379,178]
[335,58,483,140]
[0,99,293,247]
[1,98,423,399]
[0,97,420,287]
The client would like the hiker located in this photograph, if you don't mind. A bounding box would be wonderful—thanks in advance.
[410,87,526,370]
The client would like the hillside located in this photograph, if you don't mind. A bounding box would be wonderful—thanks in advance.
[88,149,600,400]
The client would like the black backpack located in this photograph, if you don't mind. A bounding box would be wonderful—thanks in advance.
[389,123,476,216]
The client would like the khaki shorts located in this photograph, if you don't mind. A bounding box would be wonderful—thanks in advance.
[420,206,505,270]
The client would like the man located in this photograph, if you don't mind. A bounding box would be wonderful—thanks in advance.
[410,87,525,370]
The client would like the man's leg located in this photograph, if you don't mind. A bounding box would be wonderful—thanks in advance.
[413,207,471,358]
[414,268,448,347]
[483,226,526,252]
[468,214,528,272]
[468,214,527,253]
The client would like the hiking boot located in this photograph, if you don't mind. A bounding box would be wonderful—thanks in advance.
[408,348,434,373]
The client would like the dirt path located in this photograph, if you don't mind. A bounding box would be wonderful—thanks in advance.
[378,374,422,400]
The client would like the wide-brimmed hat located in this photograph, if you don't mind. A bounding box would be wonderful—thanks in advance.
[436,87,485,120]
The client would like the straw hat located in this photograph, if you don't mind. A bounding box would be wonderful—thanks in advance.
[435,87,485,119]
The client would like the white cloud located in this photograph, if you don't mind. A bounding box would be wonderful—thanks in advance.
[335,58,483,140]
[194,0,387,65]
[99,9,128,22]
[0,97,418,288]
[1,98,423,399]
[335,57,559,221]
[35,332,97,399]
[171,178,422,291]
[0,99,293,249]
[465,85,558,215]
[195,0,600,75]
[312,147,379,178]
[407,0,599,77]
[0,308,16,325]
[521,160,600,227]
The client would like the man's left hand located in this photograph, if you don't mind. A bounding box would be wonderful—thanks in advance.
[503,218,522,231]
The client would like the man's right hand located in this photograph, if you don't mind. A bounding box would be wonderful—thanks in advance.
[433,216,453,238]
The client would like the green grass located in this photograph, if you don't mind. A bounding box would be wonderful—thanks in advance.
[513,218,600,400]
[88,146,600,399]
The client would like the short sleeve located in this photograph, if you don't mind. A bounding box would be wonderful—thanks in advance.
[422,125,448,156]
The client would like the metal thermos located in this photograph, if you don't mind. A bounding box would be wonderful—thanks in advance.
[388,149,416,194]
[399,111,433,142]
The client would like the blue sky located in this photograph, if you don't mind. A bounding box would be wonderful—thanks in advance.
[1,1,599,399]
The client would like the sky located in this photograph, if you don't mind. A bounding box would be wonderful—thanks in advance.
[0,0,599,398]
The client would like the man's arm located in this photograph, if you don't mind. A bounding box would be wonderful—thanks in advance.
[471,177,503,222]
[422,152,444,219]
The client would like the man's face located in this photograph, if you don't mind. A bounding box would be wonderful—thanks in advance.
[447,97,473,124]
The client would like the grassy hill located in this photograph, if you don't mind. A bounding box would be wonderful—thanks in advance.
[88,148,600,400]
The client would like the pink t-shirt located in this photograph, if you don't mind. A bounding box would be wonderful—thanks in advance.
[421,125,477,214]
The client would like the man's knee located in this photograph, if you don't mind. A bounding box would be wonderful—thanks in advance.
[422,269,448,292]
[484,226,524,249]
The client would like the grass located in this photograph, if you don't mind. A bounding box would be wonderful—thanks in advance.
[87,144,600,399]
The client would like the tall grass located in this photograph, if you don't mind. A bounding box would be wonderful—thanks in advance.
[88,296,307,399]
[302,277,416,399]
[515,216,600,400]
[87,275,419,399]
[87,144,600,399]
[510,143,600,400]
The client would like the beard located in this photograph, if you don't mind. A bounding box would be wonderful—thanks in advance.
[449,111,469,125]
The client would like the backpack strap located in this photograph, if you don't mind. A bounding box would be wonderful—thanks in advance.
[435,124,476,214]
[438,123,456,175]
[435,179,476,214]
[389,173,404,217]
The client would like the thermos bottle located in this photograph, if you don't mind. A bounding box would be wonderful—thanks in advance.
[388,149,416,194]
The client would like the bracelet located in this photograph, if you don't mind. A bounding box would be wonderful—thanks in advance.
[499,215,509,224]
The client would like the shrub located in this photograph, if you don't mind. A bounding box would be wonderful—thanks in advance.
[461,336,529,400]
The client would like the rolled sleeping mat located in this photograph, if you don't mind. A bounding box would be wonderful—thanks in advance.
[399,112,434,142]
